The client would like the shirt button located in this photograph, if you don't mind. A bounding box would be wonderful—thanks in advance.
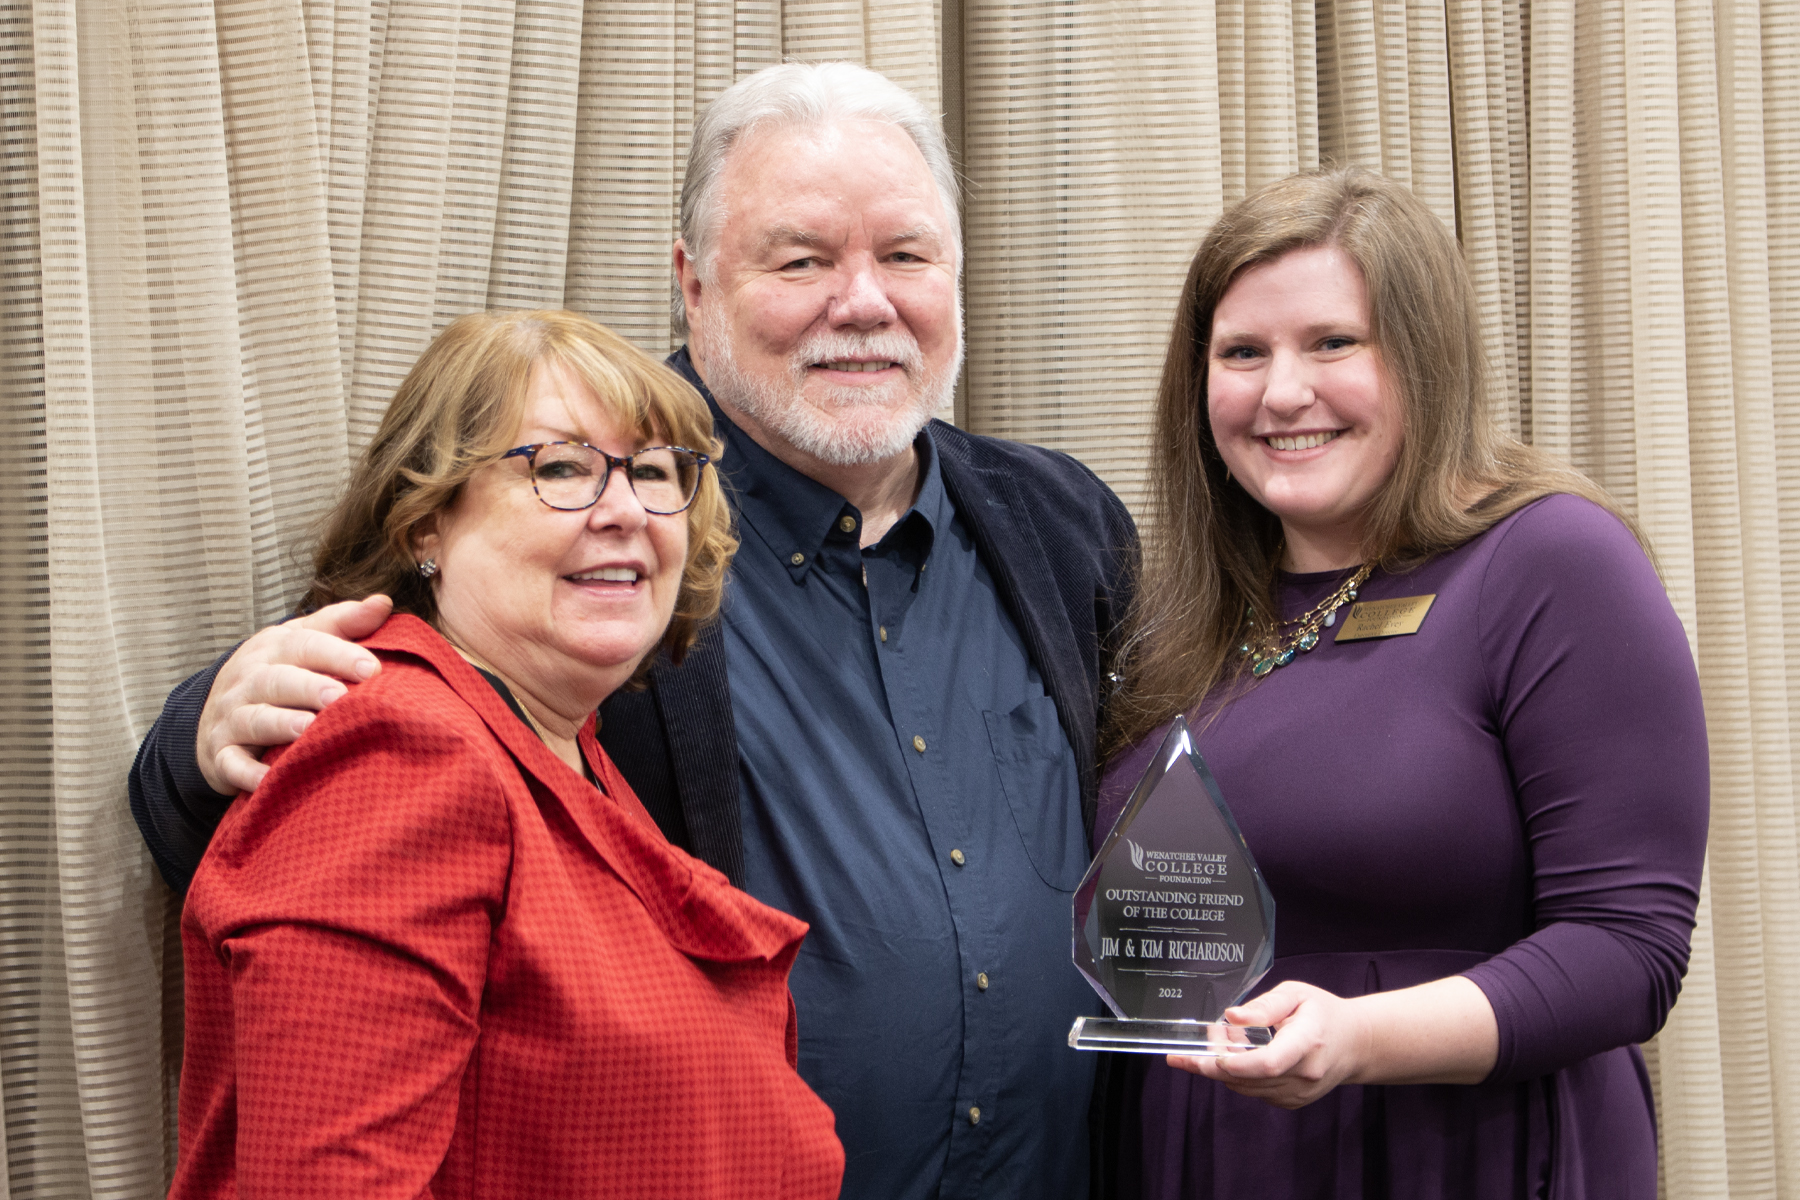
[977,972,989,991]
[968,1106,981,1125]
[789,552,805,566]
[879,625,888,642]
[950,848,966,866]
[838,515,857,533]
[913,734,926,753]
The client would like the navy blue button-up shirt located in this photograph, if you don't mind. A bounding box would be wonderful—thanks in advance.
[713,406,1100,1200]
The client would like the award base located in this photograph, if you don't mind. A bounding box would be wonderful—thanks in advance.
[1068,1016,1273,1056]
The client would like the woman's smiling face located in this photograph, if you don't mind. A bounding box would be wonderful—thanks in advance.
[421,358,689,708]
[1207,244,1404,573]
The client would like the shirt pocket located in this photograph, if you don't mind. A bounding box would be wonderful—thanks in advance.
[982,696,1089,892]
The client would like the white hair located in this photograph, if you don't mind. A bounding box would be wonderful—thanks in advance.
[672,61,962,334]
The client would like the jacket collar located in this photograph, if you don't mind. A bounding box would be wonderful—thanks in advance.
[932,428,1099,831]
[362,614,805,965]
[360,613,614,802]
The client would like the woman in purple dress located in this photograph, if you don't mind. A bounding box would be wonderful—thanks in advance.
[1099,168,1707,1198]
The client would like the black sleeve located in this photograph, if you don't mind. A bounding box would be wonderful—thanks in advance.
[128,649,239,893]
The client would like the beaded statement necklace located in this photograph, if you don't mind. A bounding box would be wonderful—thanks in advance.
[1239,563,1374,678]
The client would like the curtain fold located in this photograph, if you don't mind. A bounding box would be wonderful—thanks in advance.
[960,2,1227,515]
[1685,0,1800,1191]
[1663,0,1778,1187]
[1445,0,1527,432]
[0,0,1794,1194]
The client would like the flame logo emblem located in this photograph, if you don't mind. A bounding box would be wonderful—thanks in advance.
[1127,839,1144,871]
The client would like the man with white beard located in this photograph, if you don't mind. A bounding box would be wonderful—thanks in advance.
[130,62,1138,1200]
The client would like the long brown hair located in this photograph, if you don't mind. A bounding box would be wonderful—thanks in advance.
[1104,168,1640,755]
[302,310,736,673]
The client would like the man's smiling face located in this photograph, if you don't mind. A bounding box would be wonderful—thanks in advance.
[682,117,962,466]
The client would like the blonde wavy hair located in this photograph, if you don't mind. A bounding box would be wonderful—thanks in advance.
[1105,168,1641,754]
[302,310,735,680]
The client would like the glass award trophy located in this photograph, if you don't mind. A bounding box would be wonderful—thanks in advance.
[1069,715,1277,1055]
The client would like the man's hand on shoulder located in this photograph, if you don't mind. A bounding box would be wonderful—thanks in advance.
[198,595,394,795]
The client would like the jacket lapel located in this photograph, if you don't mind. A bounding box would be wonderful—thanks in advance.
[646,622,746,886]
[362,618,666,890]
[366,616,792,960]
[933,426,1101,835]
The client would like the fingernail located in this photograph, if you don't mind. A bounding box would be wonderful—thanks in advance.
[354,657,377,680]
[320,684,347,706]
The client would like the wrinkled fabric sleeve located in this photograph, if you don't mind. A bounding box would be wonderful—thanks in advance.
[1461,498,1709,1084]
[179,678,511,1197]
[129,649,238,893]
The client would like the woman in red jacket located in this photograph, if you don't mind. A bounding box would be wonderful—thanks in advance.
[171,310,843,1199]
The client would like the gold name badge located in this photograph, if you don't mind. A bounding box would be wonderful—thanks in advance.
[1334,594,1437,642]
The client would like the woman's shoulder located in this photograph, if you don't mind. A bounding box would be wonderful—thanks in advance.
[268,632,494,767]
[240,618,517,841]
[1457,493,1692,700]
[189,626,519,944]
[302,613,492,727]
[1481,492,1643,557]
[1463,492,1661,609]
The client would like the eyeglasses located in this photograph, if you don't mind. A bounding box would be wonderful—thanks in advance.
[501,442,711,515]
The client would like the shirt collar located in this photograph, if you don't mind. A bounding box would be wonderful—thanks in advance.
[668,345,944,581]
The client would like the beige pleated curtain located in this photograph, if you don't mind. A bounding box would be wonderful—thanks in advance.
[1,0,1793,1194]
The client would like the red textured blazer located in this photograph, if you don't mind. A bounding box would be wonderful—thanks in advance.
[172,614,843,1199]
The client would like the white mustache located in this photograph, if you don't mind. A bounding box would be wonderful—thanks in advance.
[791,331,924,381]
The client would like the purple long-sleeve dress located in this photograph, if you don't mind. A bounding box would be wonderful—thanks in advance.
[1097,495,1708,1199]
